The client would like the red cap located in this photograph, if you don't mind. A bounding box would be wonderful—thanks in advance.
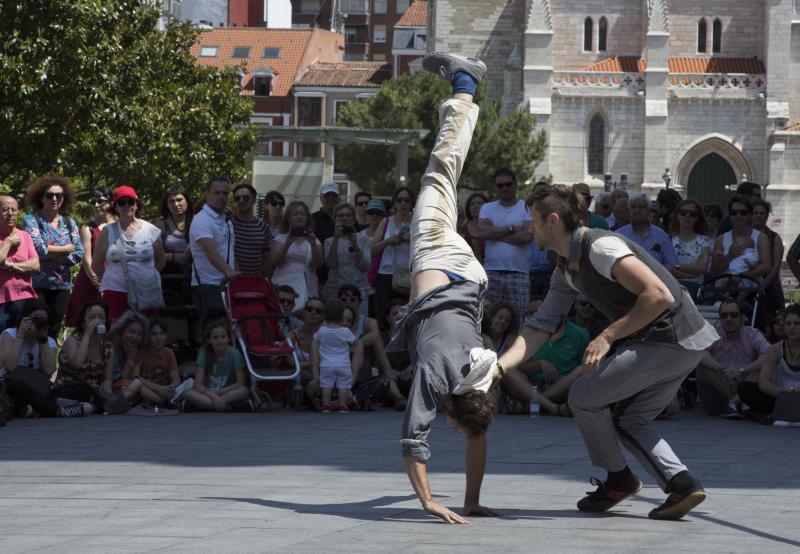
[113,186,139,202]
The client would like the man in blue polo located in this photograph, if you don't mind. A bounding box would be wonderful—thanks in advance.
[616,192,677,270]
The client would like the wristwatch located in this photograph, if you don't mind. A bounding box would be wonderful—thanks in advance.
[507,225,514,234]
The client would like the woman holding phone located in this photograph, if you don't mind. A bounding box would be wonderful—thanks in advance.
[270,201,322,309]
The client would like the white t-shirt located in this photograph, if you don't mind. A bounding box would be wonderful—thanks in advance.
[0,328,57,378]
[313,325,356,369]
[100,220,162,293]
[588,236,635,282]
[378,217,411,275]
[189,205,235,286]
[479,200,532,273]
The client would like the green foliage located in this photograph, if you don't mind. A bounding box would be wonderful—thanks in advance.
[0,0,256,207]
[334,72,547,196]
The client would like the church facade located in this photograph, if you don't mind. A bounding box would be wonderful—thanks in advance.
[430,0,800,241]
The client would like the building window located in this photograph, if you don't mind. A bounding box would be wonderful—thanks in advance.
[262,47,281,58]
[232,46,250,58]
[373,53,386,61]
[583,17,593,52]
[345,27,357,43]
[199,46,218,57]
[697,19,707,53]
[598,16,608,52]
[588,113,605,175]
[396,0,409,13]
[374,0,387,14]
[712,18,722,53]
[374,24,387,43]
[254,74,272,97]
[300,0,321,14]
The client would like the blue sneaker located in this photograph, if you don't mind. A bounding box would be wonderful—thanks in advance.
[720,401,743,420]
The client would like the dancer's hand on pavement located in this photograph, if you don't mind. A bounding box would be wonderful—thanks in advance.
[464,504,502,518]
[581,334,612,375]
[423,500,469,524]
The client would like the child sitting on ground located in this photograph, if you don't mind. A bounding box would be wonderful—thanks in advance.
[135,317,180,407]
[312,300,356,413]
[183,320,250,412]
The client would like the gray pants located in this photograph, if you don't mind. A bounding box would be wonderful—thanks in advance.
[568,342,704,491]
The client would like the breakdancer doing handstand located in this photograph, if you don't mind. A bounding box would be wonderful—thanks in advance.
[497,184,719,520]
[387,52,504,524]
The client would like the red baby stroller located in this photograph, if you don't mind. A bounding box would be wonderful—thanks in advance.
[223,275,302,410]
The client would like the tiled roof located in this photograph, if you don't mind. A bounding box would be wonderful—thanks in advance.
[786,122,800,132]
[295,62,391,88]
[191,28,340,97]
[582,56,766,75]
[396,0,427,27]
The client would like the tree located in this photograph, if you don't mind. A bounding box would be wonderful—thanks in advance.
[334,72,547,196]
[0,0,256,202]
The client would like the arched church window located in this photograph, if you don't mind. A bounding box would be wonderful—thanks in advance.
[583,17,593,52]
[712,19,722,53]
[697,19,707,53]
[598,17,608,52]
[588,114,605,175]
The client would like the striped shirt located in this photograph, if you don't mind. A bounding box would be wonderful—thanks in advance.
[231,216,272,275]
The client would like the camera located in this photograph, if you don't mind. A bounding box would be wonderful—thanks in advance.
[31,315,48,331]
[290,226,307,237]
[96,323,106,336]
[397,223,410,234]
[342,224,356,235]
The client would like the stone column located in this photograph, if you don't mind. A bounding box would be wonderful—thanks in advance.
[523,0,554,177]
[642,1,670,190]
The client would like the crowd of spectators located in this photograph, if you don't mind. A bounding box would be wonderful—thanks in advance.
[1,172,800,428]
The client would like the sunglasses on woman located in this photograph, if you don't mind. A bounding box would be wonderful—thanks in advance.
[44,192,64,201]
[305,306,323,314]
[116,198,136,207]
[677,209,699,218]
[90,198,108,205]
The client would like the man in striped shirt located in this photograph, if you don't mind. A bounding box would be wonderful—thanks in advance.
[231,183,272,276]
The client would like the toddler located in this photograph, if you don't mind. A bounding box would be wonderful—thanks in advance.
[312,300,356,413]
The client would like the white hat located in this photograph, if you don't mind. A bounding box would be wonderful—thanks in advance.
[320,181,340,196]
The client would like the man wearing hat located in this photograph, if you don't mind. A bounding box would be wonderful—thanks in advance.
[312,181,341,287]
[572,183,609,230]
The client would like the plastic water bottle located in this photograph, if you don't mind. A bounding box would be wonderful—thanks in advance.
[529,386,540,418]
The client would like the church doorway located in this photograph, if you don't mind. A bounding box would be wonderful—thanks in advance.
[687,153,738,208]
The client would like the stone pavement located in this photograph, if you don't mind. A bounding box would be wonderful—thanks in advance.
[1,407,799,553]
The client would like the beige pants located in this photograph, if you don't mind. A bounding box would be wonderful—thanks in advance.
[410,99,487,286]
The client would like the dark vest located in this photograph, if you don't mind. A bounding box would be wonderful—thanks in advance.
[563,228,706,344]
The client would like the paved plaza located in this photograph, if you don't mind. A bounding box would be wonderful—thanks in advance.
[1,407,799,553]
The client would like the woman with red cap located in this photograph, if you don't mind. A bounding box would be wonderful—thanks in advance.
[91,186,166,322]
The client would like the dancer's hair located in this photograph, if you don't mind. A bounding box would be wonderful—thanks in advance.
[527,183,588,232]
[444,391,499,437]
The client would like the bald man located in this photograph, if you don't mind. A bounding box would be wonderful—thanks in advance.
[0,196,40,330]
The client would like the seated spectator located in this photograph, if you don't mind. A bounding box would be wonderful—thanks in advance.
[481,301,519,355]
[271,200,322,309]
[669,198,713,299]
[616,192,677,269]
[711,195,770,283]
[263,191,285,238]
[703,204,722,239]
[381,299,412,403]
[183,320,250,411]
[231,183,272,276]
[1,299,92,417]
[154,185,193,306]
[572,183,608,229]
[738,303,800,419]
[568,293,609,339]
[92,186,166,322]
[0,195,39,331]
[21,176,84,337]
[102,310,146,405]
[289,298,324,402]
[321,204,372,308]
[58,300,112,407]
[768,309,786,344]
[695,300,769,417]
[64,187,114,328]
[277,284,302,330]
[135,318,180,406]
[459,192,488,264]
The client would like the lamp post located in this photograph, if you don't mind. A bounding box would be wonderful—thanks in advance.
[604,173,629,192]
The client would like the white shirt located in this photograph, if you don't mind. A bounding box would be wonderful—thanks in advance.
[100,221,162,293]
[313,325,356,369]
[0,328,57,378]
[189,204,235,286]
[479,200,532,273]
[378,217,411,275]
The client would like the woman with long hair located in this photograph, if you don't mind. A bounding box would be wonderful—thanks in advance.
[263,190,285,236]
[21,175,84,336]
[270,201,322,309]
[669,198,713,299]
[64,187,115,328]
[101,310,147,404]
[751,198,785,319]
[371,186,415,323]
[154,185,194,306]
[459,192,488,264]
[481,301,519,355]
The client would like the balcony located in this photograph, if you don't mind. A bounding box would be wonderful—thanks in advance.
[551,71,645,97]
[668,73,766,100]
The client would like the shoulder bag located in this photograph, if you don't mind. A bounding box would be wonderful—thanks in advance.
[111,222,164,312]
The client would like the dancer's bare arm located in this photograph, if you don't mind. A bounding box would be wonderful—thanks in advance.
[404,456,469,524]
[464,434,501,517]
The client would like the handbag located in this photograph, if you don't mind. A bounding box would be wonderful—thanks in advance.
[389,219,410,296]
[8,366,53,398]
[111,222,164,312]
[772,391,800,423]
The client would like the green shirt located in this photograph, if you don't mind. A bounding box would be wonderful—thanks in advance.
[529,320,590,376]
[587,212,609,230]
[197,348,245,390]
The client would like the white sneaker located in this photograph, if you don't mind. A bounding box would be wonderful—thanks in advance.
[58,402,93,417]
[171,378,194,403]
